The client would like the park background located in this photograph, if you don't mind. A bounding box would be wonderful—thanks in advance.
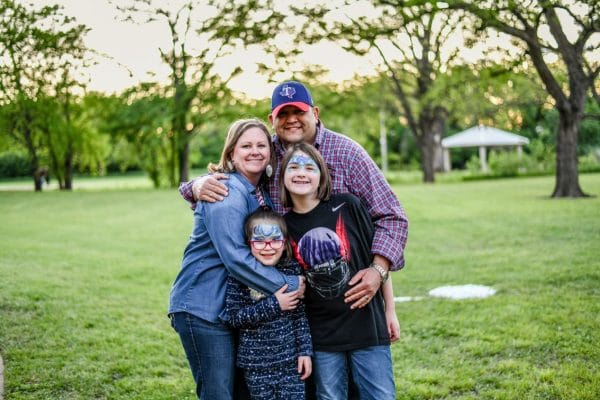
[1,0,599,399]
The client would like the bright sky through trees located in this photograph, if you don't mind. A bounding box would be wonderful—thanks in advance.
[27,0,596,100]
[30,0,380,98]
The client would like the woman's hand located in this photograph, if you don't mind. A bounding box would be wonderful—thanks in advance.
[274,284,299,311]
[298,356,312,380]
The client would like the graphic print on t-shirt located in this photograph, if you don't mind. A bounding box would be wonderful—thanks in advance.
[291,214,351,299]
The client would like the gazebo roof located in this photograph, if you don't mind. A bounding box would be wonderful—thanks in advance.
[442,125,529,148]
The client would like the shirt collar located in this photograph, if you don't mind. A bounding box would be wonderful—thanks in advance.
[229,172,257,193]
[313,120,324,150]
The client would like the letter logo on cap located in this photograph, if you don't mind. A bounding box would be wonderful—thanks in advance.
[280,85,296,99]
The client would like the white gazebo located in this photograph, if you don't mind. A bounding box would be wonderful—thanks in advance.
[441,125,530,172]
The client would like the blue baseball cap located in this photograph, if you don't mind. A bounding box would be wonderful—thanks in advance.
[271,81,314,118]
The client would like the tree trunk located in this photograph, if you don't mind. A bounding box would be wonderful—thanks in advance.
[24,130,42,192]
[32,169,42,192]
[551,109,587,197]
[62,93,74,191]
[169,135,177,187]
[48,147,65,190]
[418,106,447,183]
[419,137,436,183]
[178,137,190,184]
[63,147,73,190]
[416,125,436,183]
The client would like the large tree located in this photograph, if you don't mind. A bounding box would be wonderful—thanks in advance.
[113,0,291,186]
[292,1,475,182]
[431,0,599,197]
[39,68,107,190]
[0,0,90,191]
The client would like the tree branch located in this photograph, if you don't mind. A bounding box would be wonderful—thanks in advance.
[372,42,421,137]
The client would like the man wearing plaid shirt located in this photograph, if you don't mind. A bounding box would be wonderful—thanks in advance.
[179,80,408,311]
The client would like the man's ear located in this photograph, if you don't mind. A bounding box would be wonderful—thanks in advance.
[312,106,319,120]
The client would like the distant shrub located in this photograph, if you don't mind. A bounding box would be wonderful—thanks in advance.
[488,150,535,177]
[466,154,482,174]
[461,146,600,181]
[463,149,551,181]
[105,138,141,173]
[0,152,31,177]
[527,139,555,172]
[579,150,600,173]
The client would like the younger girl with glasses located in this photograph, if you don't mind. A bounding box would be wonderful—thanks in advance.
[220,207,313,400]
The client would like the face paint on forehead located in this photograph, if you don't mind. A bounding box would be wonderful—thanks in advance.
[251,223,284,241]
[287,154,319,171]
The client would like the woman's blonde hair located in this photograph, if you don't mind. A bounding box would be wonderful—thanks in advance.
[208,119,275,183]
[278,142,331,208]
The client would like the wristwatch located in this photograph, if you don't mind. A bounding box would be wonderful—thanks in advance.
[370,263,389,284]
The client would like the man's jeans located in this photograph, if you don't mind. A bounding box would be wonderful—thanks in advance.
[313,345,395,400]
[171,312,236,400]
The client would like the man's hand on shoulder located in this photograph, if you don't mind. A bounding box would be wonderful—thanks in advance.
[192,173,229,202]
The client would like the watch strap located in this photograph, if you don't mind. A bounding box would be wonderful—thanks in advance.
[370,263,389,284]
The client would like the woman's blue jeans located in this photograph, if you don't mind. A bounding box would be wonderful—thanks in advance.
[170,312,237,400]
[313,345,395,400]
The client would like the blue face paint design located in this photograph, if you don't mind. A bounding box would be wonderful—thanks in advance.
[251,223,284,241]
[286,154,320,174]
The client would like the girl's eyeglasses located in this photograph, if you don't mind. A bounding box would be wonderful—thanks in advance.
[249,239,285,250]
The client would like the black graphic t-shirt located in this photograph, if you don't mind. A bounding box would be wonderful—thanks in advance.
[284,193,390,352]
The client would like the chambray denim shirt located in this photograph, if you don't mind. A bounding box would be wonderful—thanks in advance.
[169,172,299,323]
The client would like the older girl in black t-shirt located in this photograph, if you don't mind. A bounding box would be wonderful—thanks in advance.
[279,142,397,400]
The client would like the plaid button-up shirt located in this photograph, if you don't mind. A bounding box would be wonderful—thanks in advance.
[179,121,409,270]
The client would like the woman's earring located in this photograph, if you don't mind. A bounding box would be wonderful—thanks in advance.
[227,160,234,171]
[265,164,273,178]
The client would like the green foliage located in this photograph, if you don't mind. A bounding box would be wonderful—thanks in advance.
[487,151,533,177]
[440,0,597,196]
[0,0,92,190]
[580,98,600,153]
[105,138,141,173]
[1,0,598,189]
[0,151,30,177]
[465,147,555,179]
[186,93,272,171]
[1,174,599,398]
[111,0,293,186]
[465,154,482,174]
[463,145,600,179]
[441,64,548,130]
[188,126,228,171]
[69,94,112,176]
[35,94,111,184]
[527,138,555,171]
[100,87,171,187]
[314,77,382,153]
[579,152,600,173]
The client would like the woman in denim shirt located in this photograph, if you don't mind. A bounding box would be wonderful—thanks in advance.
[169,119,305,400]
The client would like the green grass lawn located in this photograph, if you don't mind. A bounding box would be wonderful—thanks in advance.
[1,174,599,399]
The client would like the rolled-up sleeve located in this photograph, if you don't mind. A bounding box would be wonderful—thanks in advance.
[348,146,409,270]
[178,180,197,210]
